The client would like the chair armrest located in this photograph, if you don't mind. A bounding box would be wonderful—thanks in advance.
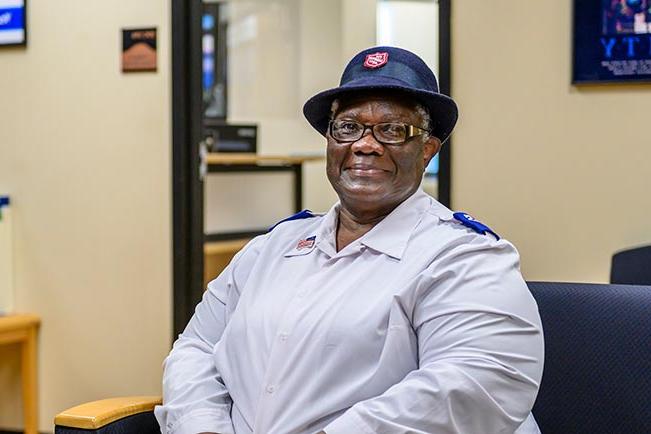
[54,395,161,430]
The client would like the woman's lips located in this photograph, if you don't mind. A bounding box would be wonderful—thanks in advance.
[346,165,389,177]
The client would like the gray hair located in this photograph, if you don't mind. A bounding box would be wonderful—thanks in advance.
[330,98,431,135]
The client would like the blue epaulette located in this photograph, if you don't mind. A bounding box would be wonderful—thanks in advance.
[268,210,317,232]
[453,212,500,240]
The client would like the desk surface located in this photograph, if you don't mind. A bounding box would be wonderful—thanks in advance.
[0,313,40,333]
[206,153,324,165]
[204,238,251,255]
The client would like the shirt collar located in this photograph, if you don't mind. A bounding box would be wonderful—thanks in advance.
[315,189,432,260]
[314,203,339,258]
[359,189,431,260]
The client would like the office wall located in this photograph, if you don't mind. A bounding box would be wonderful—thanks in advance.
[451,1,651,282]
[0,1,171,431]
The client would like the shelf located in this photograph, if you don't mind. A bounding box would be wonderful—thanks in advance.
[0,314,40,334]
[206,153,324,166]
[204,238,251,256]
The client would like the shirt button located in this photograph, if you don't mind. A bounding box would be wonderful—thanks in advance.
[279,333,288,341]
[266,385,275,394]
[296,291,306,298]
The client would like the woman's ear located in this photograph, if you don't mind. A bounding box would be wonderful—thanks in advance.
[423,136,442,167]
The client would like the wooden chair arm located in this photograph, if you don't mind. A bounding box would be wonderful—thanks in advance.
[54,396,161,429]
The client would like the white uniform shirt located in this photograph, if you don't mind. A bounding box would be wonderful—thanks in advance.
[155,189,544,434]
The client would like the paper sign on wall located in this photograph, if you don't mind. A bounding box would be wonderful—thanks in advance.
[122,27,157,72]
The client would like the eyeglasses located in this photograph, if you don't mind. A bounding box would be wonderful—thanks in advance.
[329,119,430,145]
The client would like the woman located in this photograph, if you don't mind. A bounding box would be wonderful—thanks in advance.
[155,46,543,434]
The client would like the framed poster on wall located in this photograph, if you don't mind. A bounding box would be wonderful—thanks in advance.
[574,0,651,83]
[0,0,26,46]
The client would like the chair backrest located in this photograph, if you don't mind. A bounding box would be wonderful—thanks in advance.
[527,282,651,434]
[611,245,651,285]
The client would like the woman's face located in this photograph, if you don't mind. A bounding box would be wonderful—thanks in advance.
[326,94,441,216]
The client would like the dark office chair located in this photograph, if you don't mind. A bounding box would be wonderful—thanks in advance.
[54,282,651,434]
[610,244,651,285]
[529,281,651,434]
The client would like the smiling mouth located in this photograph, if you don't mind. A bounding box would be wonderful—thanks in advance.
[346,165,389,177]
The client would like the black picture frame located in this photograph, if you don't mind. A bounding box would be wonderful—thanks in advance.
[574,0,651,84]
[0,0,27,47]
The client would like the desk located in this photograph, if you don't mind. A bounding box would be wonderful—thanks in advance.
[205,153,324,242]
[0,314,40,434]
[205,153,323,166]
[203,153,324,284]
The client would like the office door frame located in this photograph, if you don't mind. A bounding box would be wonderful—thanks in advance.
[438,0,452,207]
[172,0,204,337]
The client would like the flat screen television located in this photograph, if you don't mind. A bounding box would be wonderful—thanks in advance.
[0,0,26,47]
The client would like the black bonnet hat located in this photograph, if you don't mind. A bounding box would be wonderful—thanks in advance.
[303,46,458,143]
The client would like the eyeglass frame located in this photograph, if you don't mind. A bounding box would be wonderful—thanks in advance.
[328,119,432,145]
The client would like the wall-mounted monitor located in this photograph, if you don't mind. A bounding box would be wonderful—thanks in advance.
[0,0,26,46]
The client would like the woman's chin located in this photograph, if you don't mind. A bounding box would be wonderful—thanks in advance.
[337,183,389,204]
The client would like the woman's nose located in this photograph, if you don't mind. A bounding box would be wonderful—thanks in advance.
[350,129,384,155]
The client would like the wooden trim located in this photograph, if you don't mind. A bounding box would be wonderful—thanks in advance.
[206,153,323,166]
[0,314,40,332]
[0,314,39,345]
[204,239,251,256]
[21,326,38,434]
[54,396,161,430]
[0,329,28,345]
[0,431,43,434]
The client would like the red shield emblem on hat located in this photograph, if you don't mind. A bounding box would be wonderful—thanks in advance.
[363,52,389,69]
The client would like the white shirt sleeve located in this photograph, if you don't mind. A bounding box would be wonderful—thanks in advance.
[324,236,544,434]
[154,236,266,434]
